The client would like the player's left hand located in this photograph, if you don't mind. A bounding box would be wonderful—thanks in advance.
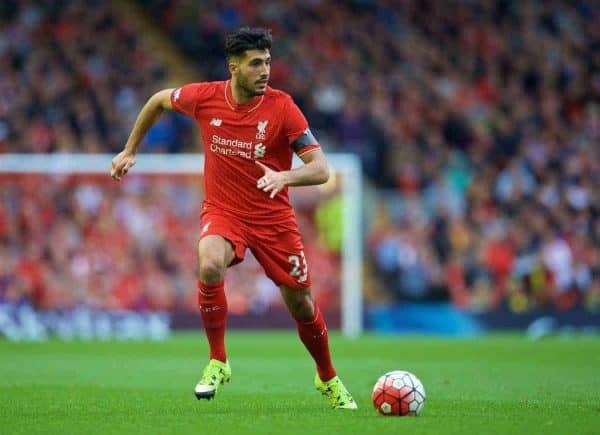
[256,161,288,199]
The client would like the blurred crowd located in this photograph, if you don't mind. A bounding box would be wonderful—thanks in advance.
[2,0,600,313]
[0,174,340,314]
[141,0,600,312]
[0,0,194,154]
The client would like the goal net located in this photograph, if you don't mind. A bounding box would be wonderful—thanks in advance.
[0,153,363,337]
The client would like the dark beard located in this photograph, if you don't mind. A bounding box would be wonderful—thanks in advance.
[238,77,264,97]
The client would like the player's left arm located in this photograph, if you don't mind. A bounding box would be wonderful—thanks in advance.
[256,97,329,198]
[256,149,329,199]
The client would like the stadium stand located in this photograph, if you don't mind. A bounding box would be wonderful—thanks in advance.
[1,0,599,316]
[127,0,600,312]
[0,0,195,154]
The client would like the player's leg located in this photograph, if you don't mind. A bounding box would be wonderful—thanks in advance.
[249,224,356,409]
[195,224,248,401]
[197,235,235,362]
[195,235,235,400]
[279,285,335,380]
[280,285,357,409]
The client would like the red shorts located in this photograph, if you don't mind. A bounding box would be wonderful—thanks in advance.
[199,209,311,289]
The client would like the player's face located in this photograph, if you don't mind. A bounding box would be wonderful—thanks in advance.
[235,49,271,96]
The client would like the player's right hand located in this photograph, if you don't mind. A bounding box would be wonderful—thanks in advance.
[111,151,136,181]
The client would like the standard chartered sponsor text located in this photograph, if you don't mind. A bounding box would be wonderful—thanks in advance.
[211,135,253,159]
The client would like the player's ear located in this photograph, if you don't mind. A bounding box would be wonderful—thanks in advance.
[228,58,239,76]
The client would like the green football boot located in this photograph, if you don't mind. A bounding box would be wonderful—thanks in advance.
[194,359,231,400]
[315,374,358,409]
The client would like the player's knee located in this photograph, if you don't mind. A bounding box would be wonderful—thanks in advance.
[198,256,226,284]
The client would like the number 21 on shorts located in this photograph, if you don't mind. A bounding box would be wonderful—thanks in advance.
[288,251,308,283]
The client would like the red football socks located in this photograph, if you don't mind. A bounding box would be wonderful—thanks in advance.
[295,303,337,382]
[198,280,228,363]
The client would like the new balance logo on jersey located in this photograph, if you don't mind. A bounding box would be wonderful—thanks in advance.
[256,120,268,139]
[254,143,266,158]
[210,118,222,126]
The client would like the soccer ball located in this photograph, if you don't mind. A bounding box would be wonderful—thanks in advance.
[372,370,426,416]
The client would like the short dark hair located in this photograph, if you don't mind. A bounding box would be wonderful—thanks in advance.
[225,27,272,60]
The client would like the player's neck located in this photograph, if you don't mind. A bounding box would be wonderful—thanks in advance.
[229,79,258,105]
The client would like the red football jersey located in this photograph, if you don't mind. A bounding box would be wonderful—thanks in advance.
[170,81,320,223]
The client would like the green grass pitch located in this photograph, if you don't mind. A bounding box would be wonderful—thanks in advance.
[1,332,599,434]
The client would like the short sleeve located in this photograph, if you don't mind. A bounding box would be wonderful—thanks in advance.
[170,83,212,118]
[284,98,320,156]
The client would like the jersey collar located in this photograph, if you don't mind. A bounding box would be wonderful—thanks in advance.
[224,80,265,113]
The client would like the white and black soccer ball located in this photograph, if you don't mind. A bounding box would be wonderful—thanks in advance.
[372,370,426,416]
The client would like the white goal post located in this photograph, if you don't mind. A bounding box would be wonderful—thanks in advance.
[0,153,364,337]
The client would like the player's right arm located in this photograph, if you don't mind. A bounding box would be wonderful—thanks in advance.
[111,89,174,181]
